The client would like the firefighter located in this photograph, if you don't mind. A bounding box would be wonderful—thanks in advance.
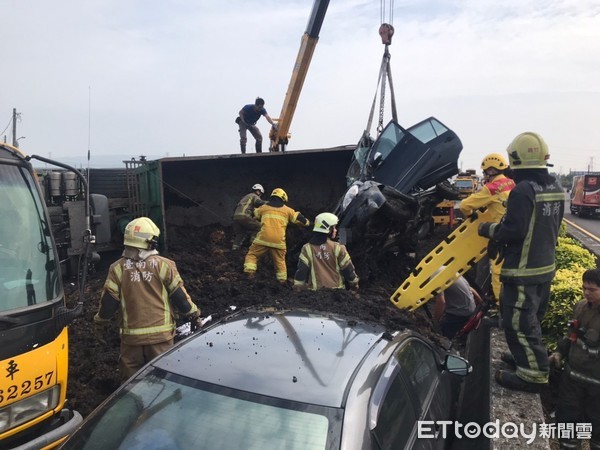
[93,217,202,382]
[293,212,359,291]
[231,183,266,250]
[243,188,310,283]
[553,268,600,450]
[460,153,516,302]
[478,132,565,392]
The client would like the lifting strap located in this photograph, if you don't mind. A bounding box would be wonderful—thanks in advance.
[364,25,397,139]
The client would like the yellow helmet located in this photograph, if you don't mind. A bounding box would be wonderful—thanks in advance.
[271,188,288,203]
[313,212,339,234]
[506,132,550,170]
[481,153,509,171]
[124,217,160,249]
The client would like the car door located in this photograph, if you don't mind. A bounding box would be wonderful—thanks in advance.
[370,337,449,450]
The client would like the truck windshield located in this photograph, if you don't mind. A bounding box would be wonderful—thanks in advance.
[0,164,60,312]
[455,180,475,189]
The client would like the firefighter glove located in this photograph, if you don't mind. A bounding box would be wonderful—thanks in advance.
[548,352,562,368]
[93,314,109,345]
[478,222,494,238]
[188,311,203,333]
[487,240,504,264]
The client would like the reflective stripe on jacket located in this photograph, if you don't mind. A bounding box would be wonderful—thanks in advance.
[253,204,304,249]
[459,174,515,222]
[488,179,565,284]
[102,254,197,345]
[294,240,358,290]
[233,193,264,219]
[565,300,600,382]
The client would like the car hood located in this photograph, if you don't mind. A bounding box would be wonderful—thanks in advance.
[346,117,463,194]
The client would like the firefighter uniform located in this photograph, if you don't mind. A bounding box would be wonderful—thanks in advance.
[294,237,359,290]
[555,299,600,449]
[243,196,309,281]
[96,248,199,381]
[460,173,515,301]
[232,191,265,250]
[479,178,564,384]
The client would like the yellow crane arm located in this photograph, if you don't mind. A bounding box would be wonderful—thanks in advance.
[270,0,329,152]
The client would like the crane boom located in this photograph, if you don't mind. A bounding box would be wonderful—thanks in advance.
[270,0,329,152]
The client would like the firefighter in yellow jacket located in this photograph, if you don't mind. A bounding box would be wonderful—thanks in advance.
[94,217,201,382]
[244,188,310,282]
[459,153,516,301]
[293,212,359,291]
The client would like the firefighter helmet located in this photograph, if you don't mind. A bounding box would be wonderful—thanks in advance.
[271,188,288,203]
[481,153,509,171]
[252,183,264,194]
[506,132,550,169]
[124,217,160,250]
[313,212,339,234]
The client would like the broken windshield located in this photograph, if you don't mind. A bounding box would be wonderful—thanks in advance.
[0,164,60,312]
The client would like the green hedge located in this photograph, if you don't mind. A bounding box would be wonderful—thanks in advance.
[541,227,597,350]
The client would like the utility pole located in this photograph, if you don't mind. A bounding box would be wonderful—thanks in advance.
[12,108,18,147]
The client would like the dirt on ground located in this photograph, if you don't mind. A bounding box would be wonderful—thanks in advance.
[65,222,451,417]
[64,222,563,426]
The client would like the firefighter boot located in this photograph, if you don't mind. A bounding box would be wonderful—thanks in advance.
[500,351,516,370]
[255,141,262,153]
[495,369,544,393]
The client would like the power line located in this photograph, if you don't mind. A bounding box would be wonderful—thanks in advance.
[0,115,12,137]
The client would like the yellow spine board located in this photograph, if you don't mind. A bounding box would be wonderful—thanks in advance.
[390,208,495,311]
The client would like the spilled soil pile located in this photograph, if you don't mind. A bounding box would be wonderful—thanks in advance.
[66,223,451,417]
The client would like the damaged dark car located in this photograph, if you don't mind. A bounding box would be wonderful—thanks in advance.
[335,117,463,259]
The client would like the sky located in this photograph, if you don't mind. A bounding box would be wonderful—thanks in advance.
[2,0,599,174]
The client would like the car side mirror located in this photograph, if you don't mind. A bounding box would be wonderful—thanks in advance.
[444,354,471,376]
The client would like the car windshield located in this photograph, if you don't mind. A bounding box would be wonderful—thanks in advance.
[62,368,343,450]
[0,164,60,311]
[345,124,407,186]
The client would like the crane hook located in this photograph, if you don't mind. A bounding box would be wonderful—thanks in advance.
[379,23,394,45]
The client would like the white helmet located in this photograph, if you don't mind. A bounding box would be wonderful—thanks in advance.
[313,212,339,234]
[252,183,264,194]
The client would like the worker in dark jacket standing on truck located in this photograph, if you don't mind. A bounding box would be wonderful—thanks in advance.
[237,97,277,154]
[478,131,565,393]
[293,212,359,291]
[232,183,265,250]
[552,268,600,450]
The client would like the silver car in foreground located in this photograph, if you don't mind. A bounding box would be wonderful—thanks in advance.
[61,307,470,450]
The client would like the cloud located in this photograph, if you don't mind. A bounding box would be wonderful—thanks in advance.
[2,0,599,172]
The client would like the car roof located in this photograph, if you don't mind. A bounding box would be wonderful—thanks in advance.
[153,308,390,408]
